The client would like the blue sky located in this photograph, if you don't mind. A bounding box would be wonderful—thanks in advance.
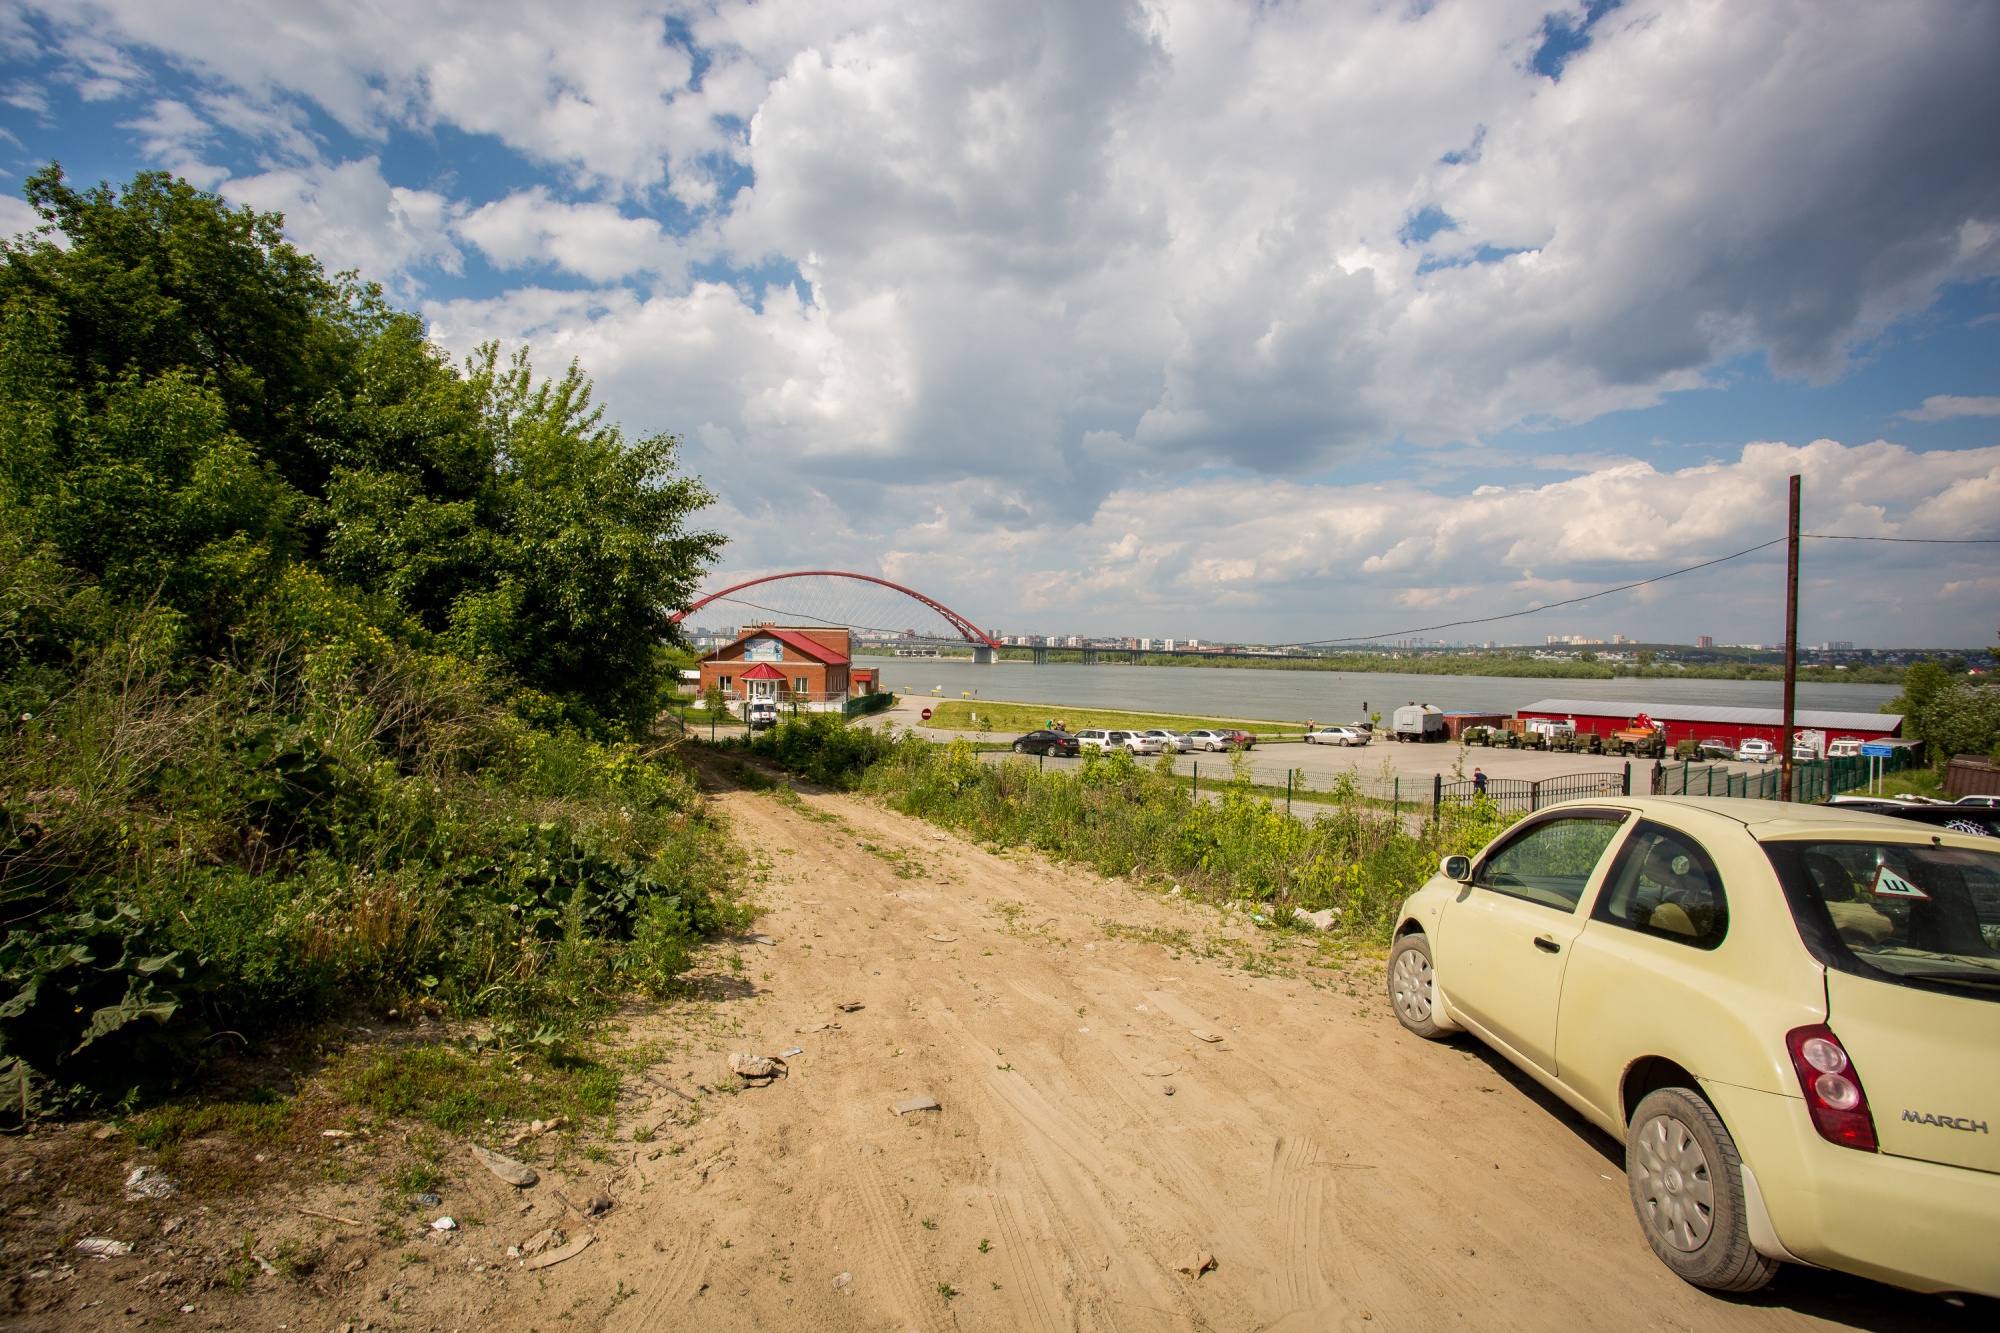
[4,1,1997,648]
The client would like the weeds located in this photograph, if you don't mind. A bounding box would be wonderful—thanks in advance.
[858,737,1517,941]
[346,1046,618,1138]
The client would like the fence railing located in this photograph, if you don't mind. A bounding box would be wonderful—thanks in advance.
[1651,748,1913,802]
[976,743,1918,822]
[1438,769,1631,814]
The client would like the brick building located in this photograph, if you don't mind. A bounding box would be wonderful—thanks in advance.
[698,625,878,714]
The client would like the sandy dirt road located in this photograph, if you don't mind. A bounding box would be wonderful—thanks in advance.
[579,783,1977,1333]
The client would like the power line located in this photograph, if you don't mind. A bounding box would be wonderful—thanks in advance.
[1803,533,2000,543]
[1300,529,2000,648]
[1299,537,1788,646]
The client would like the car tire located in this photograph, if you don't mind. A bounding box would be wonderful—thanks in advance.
[1625,1088,1780,1293]
[1013,742,1026,753]
[1387,933,1449,1040]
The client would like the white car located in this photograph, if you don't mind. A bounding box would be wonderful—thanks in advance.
[1181,729,1234,752]
[1736,739,1776,764]
[1305,725,1369,746]
[1112,729,1165,755]
[1141,728,1191,752]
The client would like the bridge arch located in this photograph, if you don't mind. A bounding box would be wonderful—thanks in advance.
[672,570,1001,656]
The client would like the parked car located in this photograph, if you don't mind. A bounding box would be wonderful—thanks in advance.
[745,700,779,732]
[1073,728,1112,751]
[1107,729,1164,755]
[1011,729,1078,757]
[1821,796,2000,839]
[1957,795,2000,809]
[1221,728,1256,750]
[1181,729,1235,752]
[1735,738,1776,764]
[1305,725,1369,747]
[1141,728,1191,752]
[1387,797,1999,1299]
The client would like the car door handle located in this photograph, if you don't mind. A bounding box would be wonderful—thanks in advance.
[1533,935,1561,954]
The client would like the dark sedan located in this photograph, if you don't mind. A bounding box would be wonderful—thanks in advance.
[1825,796,2000,838]
[1012,729,1079,757]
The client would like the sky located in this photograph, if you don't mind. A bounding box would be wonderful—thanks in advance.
[3,0,1998,649]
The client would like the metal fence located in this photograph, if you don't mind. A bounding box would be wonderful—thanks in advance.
[1438,769,1631,814]
[975,742,1918,821]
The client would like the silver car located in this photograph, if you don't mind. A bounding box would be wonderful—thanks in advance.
[1305,725,1368,747]
[1141,728,1190,752]
[1108,729,1165,755]
[1181,729,1233,752]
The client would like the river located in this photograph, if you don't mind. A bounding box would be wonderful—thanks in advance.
[866,657,1900,723]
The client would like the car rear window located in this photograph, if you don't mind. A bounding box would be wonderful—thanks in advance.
[1765,841,2000,1003]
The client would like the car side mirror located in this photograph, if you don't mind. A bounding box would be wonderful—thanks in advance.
[1440,855,1472,883]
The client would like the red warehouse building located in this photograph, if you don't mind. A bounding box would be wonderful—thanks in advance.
[1514,698,1903,751]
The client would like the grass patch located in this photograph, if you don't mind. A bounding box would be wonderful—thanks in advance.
[130,1096,293,1150]
[346,1046,619,1137]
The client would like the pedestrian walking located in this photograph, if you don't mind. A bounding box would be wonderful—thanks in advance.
[1473,767,1488,796]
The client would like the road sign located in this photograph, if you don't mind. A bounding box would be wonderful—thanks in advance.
[1861,742,1894,758]
[921,708,933,721]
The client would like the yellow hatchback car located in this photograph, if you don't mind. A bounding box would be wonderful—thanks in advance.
[1387,797,1998,1298]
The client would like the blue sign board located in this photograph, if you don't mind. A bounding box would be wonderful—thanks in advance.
[1861,742,1895,758]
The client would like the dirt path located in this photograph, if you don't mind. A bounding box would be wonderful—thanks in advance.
[576,784,1973,1333]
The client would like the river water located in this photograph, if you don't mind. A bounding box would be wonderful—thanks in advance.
[867,657,1900,723]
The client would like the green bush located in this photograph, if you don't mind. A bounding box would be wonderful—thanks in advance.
[739,712,897,788]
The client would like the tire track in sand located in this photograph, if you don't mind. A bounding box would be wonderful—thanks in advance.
[1258,1133,1334,1331]
[605,1221,710,1333]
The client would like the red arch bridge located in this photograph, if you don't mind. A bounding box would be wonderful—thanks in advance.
[672,570,1002,663]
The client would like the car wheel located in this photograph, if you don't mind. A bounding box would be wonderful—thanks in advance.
[1013,741,1026,753]
[1625,1088,1779,1293]
[1387,933,1448,1040]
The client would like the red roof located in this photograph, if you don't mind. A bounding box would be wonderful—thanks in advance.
[737,662,787,680]
[704,627,849,666]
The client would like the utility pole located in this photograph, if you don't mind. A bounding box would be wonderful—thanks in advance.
[1779,474,1801,803]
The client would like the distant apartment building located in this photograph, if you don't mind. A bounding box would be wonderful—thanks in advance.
[1696,635,1715,649]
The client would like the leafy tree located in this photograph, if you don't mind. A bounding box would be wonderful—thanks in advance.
[1,166,722,731]
[1909,681,2000,769]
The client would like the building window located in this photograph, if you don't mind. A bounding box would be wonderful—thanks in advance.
[794,676,809,696]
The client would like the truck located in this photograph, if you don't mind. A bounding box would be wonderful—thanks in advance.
[1391,702,1446,742]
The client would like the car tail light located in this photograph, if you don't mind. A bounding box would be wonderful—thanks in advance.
[1785,1025,1877,1152]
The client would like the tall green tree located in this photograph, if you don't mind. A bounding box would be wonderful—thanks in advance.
[0,166,723,731]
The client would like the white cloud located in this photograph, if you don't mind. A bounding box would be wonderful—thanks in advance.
[224,158,461,288]
[1901,394,2000,422]
[455,189,689,283]
[29,1,2000,642]
[0,195,45,241]
[815,438,2000,644]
